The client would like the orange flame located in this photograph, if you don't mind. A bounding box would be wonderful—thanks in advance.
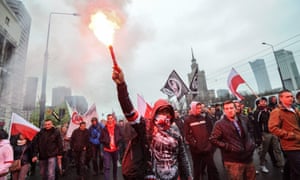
[89,11,121,46]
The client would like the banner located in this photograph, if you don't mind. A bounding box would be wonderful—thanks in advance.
[137,94,152,119]
[227,68,246,100]
[161,70,189,100]
[10,113,40,141]
[66,103,98,138]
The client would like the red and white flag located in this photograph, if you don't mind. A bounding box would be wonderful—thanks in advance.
[10,113,40,141]
[137,94,152,119]
[66,103,98,138]
[227,68,246,100]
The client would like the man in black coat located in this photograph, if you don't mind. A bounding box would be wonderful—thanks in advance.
[70,121,90,180]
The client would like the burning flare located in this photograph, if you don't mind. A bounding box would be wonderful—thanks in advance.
[89,11,121,46]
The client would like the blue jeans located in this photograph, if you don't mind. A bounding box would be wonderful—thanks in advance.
[285,150,300,180]
[103,150,118,180]
[39,157,56,180]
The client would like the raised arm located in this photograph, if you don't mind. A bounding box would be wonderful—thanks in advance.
[112,68,139,122]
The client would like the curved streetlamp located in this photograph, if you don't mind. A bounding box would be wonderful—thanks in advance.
[39,12,79,127]
[262,42,286,90]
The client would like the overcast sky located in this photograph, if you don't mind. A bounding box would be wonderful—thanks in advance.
[22,0,300,117]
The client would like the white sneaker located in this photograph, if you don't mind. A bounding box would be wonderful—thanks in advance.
[256,170,259,174]
[260,165,269,173]
[117,161,122,167]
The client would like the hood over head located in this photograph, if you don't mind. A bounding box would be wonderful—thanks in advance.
[190,101,201,115]
[151,99,175,123]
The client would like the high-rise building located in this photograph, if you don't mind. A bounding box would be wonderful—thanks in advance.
[275,49,300,90]
[0,0,30,128]
[23,77,38,110]
[216,89,230,98]
[52,86,72,106]
[187,49,209,104]
[249,59,272,93]
[65,96,88,114]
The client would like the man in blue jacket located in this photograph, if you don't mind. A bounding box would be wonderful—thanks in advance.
[88,117,104,176]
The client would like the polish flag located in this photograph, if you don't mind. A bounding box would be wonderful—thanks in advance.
[10,113,40,141]
[137,94,152,119]
[227,68,245,100]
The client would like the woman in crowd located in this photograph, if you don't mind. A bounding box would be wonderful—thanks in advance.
[11,133,32,180]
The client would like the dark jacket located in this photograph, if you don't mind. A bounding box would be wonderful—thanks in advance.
[253,106,270,133]
[100,125,122,151]
[184,113,214,153]
[209,115,255,163]
[248,112,262,146]
[122,119,151,179]
[117,82,192,180]
[13,141,32,166]
[70,128,90,152]
[184,102,214,154]
[33,127,63,160]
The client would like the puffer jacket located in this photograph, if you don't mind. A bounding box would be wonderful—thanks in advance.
[88,123,103,145]
[209,115,255,163]
[0,139,13,175]
[269,105,300,151]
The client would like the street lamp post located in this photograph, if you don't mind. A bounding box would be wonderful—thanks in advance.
[262,42,286,90]
[39,12,79,128]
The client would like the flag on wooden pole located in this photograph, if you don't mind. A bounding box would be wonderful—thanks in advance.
[227,68,246,100]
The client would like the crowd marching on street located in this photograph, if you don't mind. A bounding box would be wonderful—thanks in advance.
[0,67,300,180]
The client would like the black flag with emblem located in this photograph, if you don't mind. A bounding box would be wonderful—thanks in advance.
[160,70,189,100]
[189,67,199,91]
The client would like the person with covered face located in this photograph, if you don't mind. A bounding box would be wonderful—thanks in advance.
[112,67,192,180]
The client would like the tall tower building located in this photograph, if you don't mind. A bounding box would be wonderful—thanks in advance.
[0,0,30,128]
[52,86,72,106]
[65,96,88,114]
[275,49,300,90]
[249,59,272,93]
[23,77,38,111]
[5,0,31,108]
[216,89,230,98]
[187,49,209,104]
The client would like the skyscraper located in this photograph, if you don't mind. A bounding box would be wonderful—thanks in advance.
[275,49,300,90]
[249,59,272,93]
[52,86,72,106]
[23,77,38,110]
[187,49,209,103]
[0,0,31,128]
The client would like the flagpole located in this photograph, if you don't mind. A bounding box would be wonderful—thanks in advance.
[244,82,259,99]
[8,113,14,140]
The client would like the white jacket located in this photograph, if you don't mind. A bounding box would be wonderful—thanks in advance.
[0,139,13,175]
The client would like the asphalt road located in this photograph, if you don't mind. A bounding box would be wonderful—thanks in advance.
[27,147,284,180]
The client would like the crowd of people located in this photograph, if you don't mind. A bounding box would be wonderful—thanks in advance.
[0,67,300,180]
